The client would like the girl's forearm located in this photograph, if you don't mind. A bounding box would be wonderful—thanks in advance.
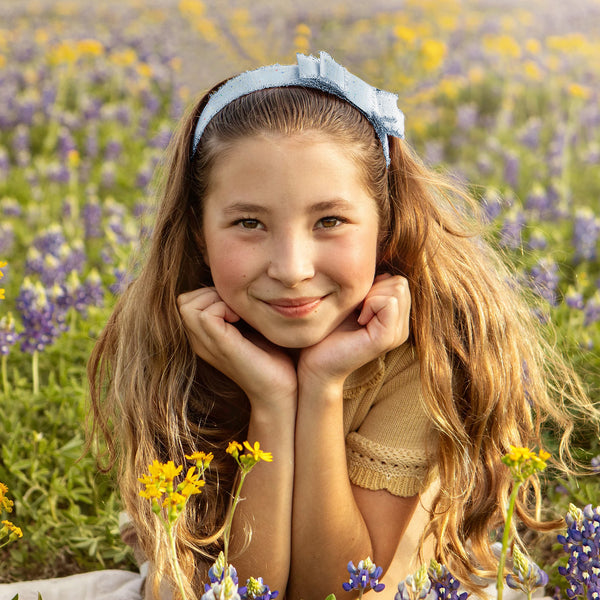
[228,397,296,594]
[287,381,373,600]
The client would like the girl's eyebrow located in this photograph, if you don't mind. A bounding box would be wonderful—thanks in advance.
[222,199,354,215]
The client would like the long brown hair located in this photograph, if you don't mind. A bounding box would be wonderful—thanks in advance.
[88,84,595,598]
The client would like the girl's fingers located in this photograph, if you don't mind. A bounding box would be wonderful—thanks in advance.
[358,276,410,325]
[178,287,240,323]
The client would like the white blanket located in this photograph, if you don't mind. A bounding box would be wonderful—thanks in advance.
[0,570,144,600]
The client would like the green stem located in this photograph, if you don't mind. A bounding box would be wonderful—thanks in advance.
[166,522,188,600]
[2,354,8,395]
[32,350,39,395]
[497,482,522,600]
[223,471,247,566]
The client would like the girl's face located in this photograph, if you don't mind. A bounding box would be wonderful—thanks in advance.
[201,132,380,348]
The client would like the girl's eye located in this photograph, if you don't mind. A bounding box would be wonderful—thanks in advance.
[235,218,262,230]
[317,216,343,229]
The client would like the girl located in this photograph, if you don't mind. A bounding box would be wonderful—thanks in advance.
[88,52,594,600]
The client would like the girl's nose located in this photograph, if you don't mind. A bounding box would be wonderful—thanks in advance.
[267,233,315,287]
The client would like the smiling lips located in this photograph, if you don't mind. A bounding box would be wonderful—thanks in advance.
[264,297,323,318]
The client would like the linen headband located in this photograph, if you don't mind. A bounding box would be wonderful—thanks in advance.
[190,51,405,166]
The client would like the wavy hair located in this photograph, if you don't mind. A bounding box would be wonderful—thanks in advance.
[88,84,595,599]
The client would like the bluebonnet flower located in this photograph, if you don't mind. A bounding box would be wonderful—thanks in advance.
[0,223,15,255]
[590,456,600,473]
[0,147,9,179]
[584,292,600,327]
[104,139,123,161]
[505,545,549,596]
[395,565,430,600]
[202,575,241,600]
[1,197,22,217]
[203,552,242,600]
[573,208,599,262]
[343,557,385,594]
[564,286,585,310]
[428,559,468,600]
[0,313,18,355]
[16,278,65,353]
[528,231,548,251]
[101,162,116,188]
[206,552,239,587]
[525,184,552,216]
[499,209,525,249]
[34,224,66,256]
[503,151,520,190]
[557,504,600,600]
[519,117,542,150]
[83,196,103,238]
[529,258,560,305]
[239,577,279,599]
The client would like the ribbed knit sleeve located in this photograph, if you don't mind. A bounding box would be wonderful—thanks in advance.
[344,344,435,497]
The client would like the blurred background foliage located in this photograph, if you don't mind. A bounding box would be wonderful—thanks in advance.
[0,0,598,585]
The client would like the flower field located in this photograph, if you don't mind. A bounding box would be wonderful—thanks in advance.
[0,0,599,590]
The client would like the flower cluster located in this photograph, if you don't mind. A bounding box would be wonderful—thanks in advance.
[501,446,550,483]
[138,457,207,524]
[342,557,385,595]
[239,577,279,600]
[506,545,549,596]
[428,559,468,600]
[226,440,273,472]
[0,481,23,549]
[0,260,6,300]
[395,565,431,600]
[557,504,600,600]
[203,551,241,600]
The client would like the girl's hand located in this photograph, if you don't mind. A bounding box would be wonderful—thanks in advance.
[177,287,298,408]
[298,274,411,390]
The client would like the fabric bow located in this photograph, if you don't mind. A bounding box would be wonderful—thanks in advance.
[191,51,405,166]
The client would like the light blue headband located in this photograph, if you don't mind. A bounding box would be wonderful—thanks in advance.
[190,51,404,166]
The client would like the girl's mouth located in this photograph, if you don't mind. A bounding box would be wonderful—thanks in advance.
[264,297,323,318]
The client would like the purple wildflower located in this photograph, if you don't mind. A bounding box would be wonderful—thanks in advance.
[557,504,600,600]
[529,258,560,305]
[584,292,600,326]
[573,208,599,262]
[503,151,520,190]
[343,558,385,594]
[0,313,17,356]
[499,209,525,249]
[395,565,430,600]
[564,286,584,310]
[239,577,279,600]
[506,546,549,596]
[83,196,103,239]
[591,456,600,473]
[428,560,468,600]
[16,278,65,353]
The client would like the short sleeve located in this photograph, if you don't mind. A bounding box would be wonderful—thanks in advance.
[345,345,435,497]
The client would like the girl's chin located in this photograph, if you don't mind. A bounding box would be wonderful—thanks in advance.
[234,319,329,350]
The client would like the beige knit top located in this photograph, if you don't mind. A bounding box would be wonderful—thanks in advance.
[342,342,435,497]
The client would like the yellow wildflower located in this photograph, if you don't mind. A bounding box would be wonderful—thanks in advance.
[420,39,446,72]
[243,440,273,463]
[0,261,7,278]
[77,39,103,56]
[502,446,550,482]
[0,482,13,513]
[186,451,214,469]
[0,289,5,300]
[226,441,243,458]
[568,83,592,100]
[1,520,23,541]
[295,23,311,37]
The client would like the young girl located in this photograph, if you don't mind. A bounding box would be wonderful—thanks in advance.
[88,52,594,600]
